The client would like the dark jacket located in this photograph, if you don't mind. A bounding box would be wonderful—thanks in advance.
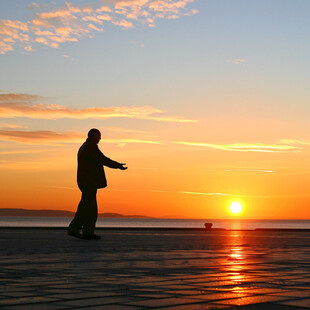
[77,139,121,189]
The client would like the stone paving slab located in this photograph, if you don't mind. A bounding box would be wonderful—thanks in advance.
[0,228,310,309]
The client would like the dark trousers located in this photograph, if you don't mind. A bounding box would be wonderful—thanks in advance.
[68,186,98,235]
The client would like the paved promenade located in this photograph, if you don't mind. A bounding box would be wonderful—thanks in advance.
[1,228,310,309]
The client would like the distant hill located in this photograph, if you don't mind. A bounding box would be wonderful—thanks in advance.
[99,212,152,218]
[0,208,153,218]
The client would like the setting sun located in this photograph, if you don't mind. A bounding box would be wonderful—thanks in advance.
[229,202,242,214]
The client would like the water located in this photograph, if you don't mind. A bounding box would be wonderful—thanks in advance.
[1,217,310,230]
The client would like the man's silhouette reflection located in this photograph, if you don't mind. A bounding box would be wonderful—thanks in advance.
[68,128,127,239]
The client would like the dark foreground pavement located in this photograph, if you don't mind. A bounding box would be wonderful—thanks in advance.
[1,228,310,309]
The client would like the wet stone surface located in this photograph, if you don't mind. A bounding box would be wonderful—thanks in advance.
[0,228,310,309]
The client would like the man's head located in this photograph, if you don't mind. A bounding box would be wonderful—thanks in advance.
[88,128,101,144]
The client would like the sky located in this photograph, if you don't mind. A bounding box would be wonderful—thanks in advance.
[0,0,309,219]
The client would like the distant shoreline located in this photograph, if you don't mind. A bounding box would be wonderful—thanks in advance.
[0,209,309,221]
[0,208,153,219]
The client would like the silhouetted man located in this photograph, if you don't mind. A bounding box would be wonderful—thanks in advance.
[68,128,127,239]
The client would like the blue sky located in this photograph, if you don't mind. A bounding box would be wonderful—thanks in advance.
[1,0,309,136]
[1,0,309,115]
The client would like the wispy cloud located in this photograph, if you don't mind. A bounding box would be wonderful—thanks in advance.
[0,93,42,102]
[28,3,40,10]
[0,92,195,122]
[0,130,83,144]
[0,149,50,155]
[134,167,158,170]
[0,159,71,171]
[62,54,74,60]
[225,169,276,173]
[280,139,310,146]
[173,141,297,152]
[178,191,237,196]
[232,58,246,65]
[0,0,198,54]
[0,129,163,145]
[40,186,239,197]
[0,126,305,154]
[104,138,161,144]
[107,188,238,197]
[0,123,27,129]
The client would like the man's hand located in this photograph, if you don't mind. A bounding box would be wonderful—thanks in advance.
[119,163,128,170]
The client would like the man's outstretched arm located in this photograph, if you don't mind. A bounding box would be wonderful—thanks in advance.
[93,145,127,170]
[101,154,127,170]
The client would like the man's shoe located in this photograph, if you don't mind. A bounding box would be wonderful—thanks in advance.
[68,231,83,238]
[82,234,101,240]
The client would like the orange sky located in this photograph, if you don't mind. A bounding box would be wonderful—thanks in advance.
[1,134,309,219]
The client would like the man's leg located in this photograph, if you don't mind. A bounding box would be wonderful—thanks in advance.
[82,187,98,236]
[67,188,86,235]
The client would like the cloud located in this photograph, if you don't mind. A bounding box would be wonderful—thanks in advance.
[280,139,310,146]
[0,159,71,171]
[24,46,33,52]
[102,126,158,142]
[178,191,237,196]
[0,41,14,54]
[107,188,239,197]
[0,0,198,54]
[0,92,195,122]
[0,126,304,156]
[37,10,73,20]
[167,15,179,19]
[149,0,194,13]
[173,141,298,152]
[39,186,239,198]
[97,6,113,13]
[88,24,104,31]
[0,129,162,145]
[112,19,134,29]
[185,9,199,16]
[0,20,29,54]
[62,54,74,60]
[97,14,113,21]
[0,149,49,155]
[0,93,42,103]
[104,138,161,145]
[0,125,305,161]
[134,167,158,170]
[0,123,27,129]
[0,124,161,145]
[1,20,28,32]
[28,3,40,10]
[232,58,246,65]
[0,130,83,144]
[225,169,276,173]
[35,37,59,48]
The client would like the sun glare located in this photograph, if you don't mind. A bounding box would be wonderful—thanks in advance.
[229,202,242,214]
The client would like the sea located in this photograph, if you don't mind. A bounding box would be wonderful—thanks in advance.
[1,217,310,230]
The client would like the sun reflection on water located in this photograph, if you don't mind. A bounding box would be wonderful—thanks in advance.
[201,231,269,303]
[230,221,242,230]
[226,232,248,294]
